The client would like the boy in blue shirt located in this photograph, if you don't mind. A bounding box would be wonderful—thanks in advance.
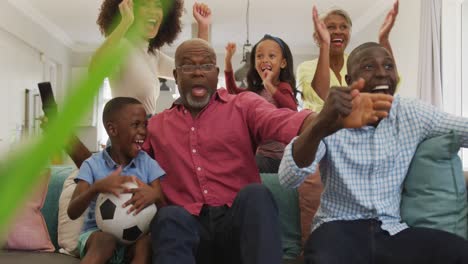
[67,97,165,264]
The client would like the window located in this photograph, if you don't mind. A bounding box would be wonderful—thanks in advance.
[97,78,112,150]
[462,2,468,169]
[442,0,468,170]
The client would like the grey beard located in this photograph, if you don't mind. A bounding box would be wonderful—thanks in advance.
[184,92,211,112]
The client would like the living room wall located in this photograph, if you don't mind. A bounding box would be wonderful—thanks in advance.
[0,1,72,156]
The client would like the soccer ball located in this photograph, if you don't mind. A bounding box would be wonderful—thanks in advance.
[95,182,157,244]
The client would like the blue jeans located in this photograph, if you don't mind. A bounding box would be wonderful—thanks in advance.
[304,219,468,264]
[150,184,282,264]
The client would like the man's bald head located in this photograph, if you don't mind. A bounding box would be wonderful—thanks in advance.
[346,42,383,73]
[172,38,220,116]
[174,38,216,66]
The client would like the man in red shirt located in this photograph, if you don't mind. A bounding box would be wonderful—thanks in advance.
[143,38,311,264]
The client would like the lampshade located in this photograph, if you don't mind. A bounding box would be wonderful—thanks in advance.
[159,78,170,91]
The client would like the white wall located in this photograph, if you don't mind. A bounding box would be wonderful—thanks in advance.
[442,0,464,115]
[0,1,72,155]
[0,28,42,154]
[461,1,468,169]
[387,0,421,99]
[351,0,421,99]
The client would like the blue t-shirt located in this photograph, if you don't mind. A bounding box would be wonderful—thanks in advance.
[75,148,165,233]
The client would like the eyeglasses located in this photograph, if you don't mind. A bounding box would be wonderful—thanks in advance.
[177,64,216,73]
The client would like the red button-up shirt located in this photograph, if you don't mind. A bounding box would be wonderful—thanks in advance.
[143,89,311,215]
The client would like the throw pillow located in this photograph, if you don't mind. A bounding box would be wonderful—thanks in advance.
[58,169,85,256]
[297,170,323,246]
[4,169,55,252]
[401,132,468,239]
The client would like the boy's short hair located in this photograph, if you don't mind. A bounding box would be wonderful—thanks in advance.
[102,97,142,125]
[347,42,382,72]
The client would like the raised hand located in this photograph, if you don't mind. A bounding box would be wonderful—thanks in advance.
[93,166,134,197]
[379,0,399,44]
[118,0,134,28]
[320,79,393,133]
[225,42,236,62]
[122,177,158,215]
[262,69,275,87]
[224,42,236,72]
[39,115,48,130]
[344,79,393,128]
[312,6,330,47]
[193,2,212,27]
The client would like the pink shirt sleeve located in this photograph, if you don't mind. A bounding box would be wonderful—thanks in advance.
[224,70,247,94]
[272,82,298,111]
[241,92,311,145]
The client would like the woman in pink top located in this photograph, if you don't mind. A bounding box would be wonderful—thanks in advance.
[224,34,298,173]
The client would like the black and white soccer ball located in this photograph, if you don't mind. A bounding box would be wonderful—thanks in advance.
[95,182,157,244]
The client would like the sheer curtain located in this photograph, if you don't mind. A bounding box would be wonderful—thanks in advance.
[417,0,443,108]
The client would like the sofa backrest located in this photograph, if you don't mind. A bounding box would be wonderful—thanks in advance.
[261,173,302,259]
[401,132,468,239]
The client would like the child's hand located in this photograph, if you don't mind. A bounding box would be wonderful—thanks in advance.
[193,2,212,26]
[261,69,274,86]
[122,178,158,215]
[39,116,48,131]
[93,166,133,197]
[118,0,134,28]
[225,42,236,62]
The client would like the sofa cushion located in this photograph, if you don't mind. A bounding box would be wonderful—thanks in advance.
[4,169,55,252]
[401,132,468,238]
[261,173,302,260]
[58,169,85,256]
[41,165,75,249]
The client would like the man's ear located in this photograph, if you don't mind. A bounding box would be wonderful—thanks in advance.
[173,69,178,85]
[106,122,117,137]
[345,74,352,86]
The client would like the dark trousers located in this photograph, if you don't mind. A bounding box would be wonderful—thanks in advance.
[304,219,468,264]
[150,184,282,264]
[255,154,281,173]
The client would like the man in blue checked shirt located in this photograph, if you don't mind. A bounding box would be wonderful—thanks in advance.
[279,42,468,264]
